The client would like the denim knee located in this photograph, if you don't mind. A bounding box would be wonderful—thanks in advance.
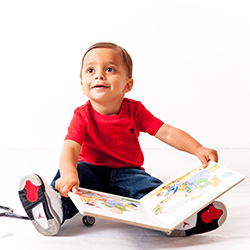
[109,167,163,199]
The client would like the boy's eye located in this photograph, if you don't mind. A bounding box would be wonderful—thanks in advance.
[106,67,115,73]
[87,68,94,74]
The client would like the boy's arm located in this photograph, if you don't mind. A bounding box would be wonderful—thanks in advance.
[56,140,81,197]
[155,124,218,167]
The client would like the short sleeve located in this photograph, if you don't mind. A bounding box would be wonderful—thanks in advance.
[65,107,87,145]
[136,102,164,135]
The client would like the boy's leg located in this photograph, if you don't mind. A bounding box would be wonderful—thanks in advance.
[50,170,78,224]
[107,167,163,199]
[18,162,106,236]
[50,162,109,223]
[110,167,227,236]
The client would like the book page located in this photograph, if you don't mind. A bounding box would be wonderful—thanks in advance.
[69,162,244,232]
[69,188,169,232]
[141,161,245,230]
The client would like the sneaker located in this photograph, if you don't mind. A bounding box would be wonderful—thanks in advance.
[18,173,63,236]
[168,201,227,237]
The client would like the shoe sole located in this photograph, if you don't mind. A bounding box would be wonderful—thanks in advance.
[18,174,60,236]
[212,201,227,227]
[186,201,227,236]
[201,201,227,225]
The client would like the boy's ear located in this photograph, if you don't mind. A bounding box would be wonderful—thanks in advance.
[123,78,134,93]
[80,81,85,94]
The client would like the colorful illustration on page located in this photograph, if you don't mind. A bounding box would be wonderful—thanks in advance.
[149,164,233,216]
[75,189,139,215]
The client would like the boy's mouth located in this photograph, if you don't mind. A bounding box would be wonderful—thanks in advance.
[91,84,109,89]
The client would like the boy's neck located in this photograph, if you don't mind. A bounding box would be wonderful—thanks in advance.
[90,99,123,116]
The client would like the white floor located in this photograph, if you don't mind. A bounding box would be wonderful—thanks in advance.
[0,148,249,250]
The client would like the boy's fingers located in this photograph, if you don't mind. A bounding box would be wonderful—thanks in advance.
[72,180,79,192]
[199,154,210,168]
[72,186,79,194]
[62,184,77,197]
[201,158,209,168]
[61,187,69,197]
[197,148,219,169]
[209,151,219,162]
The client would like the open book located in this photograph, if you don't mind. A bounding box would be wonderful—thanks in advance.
[68,161,245,234]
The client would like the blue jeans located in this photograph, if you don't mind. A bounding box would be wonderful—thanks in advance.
[51,161,163,223]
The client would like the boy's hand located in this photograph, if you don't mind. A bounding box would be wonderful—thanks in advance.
[55,172,80,197]
[194,146,218,168]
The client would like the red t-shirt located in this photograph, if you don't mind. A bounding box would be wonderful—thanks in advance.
[65,98,164,169]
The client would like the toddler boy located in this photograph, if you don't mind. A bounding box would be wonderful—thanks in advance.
[19,42,227,236]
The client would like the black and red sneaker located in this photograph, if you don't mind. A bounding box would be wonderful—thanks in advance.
[18,173,62,236]
[168,201,227,237]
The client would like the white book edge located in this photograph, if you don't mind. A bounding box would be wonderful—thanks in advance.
[68,161,245,233]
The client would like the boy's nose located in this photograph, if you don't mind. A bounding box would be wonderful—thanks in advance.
[95,71,105,80]
[95,75,104,80]
[94,68,105,80]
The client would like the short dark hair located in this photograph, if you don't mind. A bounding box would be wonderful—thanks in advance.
[80,42,133,79]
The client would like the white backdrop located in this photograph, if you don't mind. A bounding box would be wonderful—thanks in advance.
[0,0,249,150]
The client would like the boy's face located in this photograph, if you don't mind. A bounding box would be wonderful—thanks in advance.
[81,48,133,114]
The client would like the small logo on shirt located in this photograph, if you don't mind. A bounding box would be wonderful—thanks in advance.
[130,127,134,134]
